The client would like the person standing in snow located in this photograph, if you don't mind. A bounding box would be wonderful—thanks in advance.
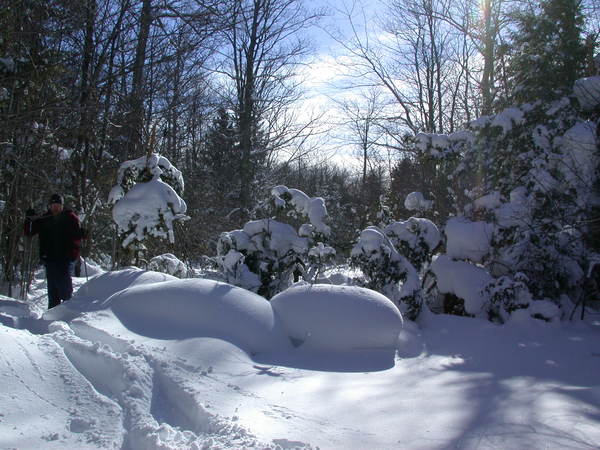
[24,194,84,309]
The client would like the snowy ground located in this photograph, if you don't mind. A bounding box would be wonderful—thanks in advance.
[1,268,599,450]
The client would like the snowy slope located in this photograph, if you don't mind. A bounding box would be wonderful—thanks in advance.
[1,269,599,450]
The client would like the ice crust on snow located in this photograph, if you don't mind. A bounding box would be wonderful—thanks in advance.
[271,283,403,351]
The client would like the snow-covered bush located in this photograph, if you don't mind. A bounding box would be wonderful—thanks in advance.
[148,253,189,278]
[425,254,493,317]
[217,186,335,298]
[217,219,307,298]
[271,185,335,280]
[482,274,532,322]
[384,217,440,271]
[108,154,189,264]
[411,84,600,318]
[404,192,433,213]
[271,186,331,239]
[573,76,600,112]
[350,226,421,319]
[444,216,493,264]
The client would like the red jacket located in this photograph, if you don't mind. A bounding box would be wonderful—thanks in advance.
[24,209,83,261]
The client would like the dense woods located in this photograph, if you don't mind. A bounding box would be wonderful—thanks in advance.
[1,0,599,316]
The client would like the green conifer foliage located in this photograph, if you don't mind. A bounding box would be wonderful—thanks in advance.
[504,0,586,105]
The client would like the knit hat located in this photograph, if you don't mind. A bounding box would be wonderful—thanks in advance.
[49,194,63,204]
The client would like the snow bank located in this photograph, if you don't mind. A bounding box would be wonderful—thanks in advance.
[271,283,403,351]
[429,255,493,316]
[106,278,291,354]
[445,217,493,263]
[74,268,177,303]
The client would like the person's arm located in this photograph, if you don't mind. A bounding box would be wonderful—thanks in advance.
[66,211,84,260]
[24,209,39,236]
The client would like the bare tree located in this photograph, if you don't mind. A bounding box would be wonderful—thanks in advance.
[212,0,324,215]
[333,0,480,138]
[333,89,386,186]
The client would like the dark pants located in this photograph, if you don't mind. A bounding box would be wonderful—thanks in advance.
[45,260,74,309]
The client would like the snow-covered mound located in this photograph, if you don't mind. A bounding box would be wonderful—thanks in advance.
[0,296,39,327]
[271,283,403,351]
[105,278,291,354]
[73,268,177,303]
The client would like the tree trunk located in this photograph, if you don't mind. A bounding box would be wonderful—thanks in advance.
[128,0,153,158]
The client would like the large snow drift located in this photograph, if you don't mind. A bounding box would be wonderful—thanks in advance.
[106,278,291,354]
[271,283,403,351]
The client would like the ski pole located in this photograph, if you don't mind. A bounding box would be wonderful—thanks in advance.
[82,255,89,282]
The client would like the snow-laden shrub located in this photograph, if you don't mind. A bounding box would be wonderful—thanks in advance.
[573,76,600,111]
[218,219,308,298]
[351,226,421,319]
[148,253,189,278]
[108,154,189,263]
[412,86,600,315]
[481,272,560,323]
[271,185,331,239]
[270,185,335,279]
[404,192,433,213]
[482,274,532,322]
[425,254,493,317]
[444,216,493,264]
[384,217,440,271]
[218,249,262,293]
[217,186,335,298]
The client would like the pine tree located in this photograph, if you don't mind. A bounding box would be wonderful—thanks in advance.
[504,0,586,105]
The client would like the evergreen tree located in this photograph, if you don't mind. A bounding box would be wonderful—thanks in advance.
[503,0,587,105]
